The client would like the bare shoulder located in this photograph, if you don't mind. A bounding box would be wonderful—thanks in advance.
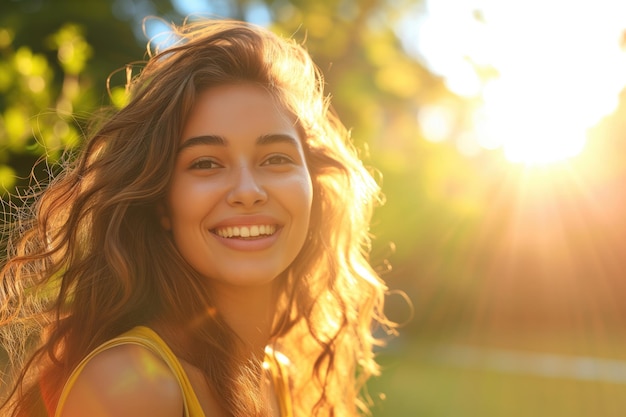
[58,343,184,417]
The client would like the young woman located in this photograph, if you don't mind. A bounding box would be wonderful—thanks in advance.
[0,19,392,417]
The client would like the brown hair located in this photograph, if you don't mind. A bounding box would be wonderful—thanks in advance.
[0,19,392,417]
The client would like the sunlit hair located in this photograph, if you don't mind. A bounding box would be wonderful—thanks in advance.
[0,19,393,417]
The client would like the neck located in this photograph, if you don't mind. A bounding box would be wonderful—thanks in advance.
[210,281,276,357]
[153,280,279,363]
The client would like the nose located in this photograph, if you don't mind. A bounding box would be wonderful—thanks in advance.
[226,165,268,207]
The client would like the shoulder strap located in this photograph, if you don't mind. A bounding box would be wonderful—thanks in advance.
[264,346,294,417]
[54,326,205,417]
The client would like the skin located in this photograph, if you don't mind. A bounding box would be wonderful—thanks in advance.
[162,83,312,291]
[59,345,183,417]
[58,83,313,417]
[161,83,313,351]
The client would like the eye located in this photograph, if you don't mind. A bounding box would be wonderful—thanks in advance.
[189,158,223,170]
[262,154,294,166]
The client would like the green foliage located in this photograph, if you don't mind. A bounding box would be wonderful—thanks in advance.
[0,0,151,197]
[0,23,96,195]
[46,24,93,75]
[0,164,16,193]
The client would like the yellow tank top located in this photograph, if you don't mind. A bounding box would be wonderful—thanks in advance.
[54,326,293,417]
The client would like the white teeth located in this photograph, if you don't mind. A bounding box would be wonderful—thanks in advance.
[214,225,277,238]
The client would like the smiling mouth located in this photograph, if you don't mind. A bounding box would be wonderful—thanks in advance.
[212,225,278,239]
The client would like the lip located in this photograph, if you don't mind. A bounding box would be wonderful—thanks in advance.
[209,215,283,252]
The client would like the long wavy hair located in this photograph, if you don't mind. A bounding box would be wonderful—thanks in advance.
[0,19,392,417]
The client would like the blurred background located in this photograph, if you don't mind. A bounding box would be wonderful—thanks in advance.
[2,0,626,415]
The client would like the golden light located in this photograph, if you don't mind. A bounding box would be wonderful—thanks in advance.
[475,80,589,165]
[404,0,626,165]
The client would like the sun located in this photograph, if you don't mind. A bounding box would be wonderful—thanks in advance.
[501,135,586,166]
[473,80,590,165]
[500,135,586,166]
[407,0,626,166]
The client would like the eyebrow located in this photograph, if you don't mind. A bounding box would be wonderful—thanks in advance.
[178,133,299,152]
[256,134,299,147]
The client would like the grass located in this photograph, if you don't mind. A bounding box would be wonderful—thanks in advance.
[367,333,626,417]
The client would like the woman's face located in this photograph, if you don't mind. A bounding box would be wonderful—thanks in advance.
[161,83,313,289]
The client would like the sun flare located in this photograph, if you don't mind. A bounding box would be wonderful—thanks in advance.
[474,79,590,165]
[404,0,626,166]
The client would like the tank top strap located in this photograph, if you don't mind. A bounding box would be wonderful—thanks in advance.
[264,345,294,417]
[54,326,205,417]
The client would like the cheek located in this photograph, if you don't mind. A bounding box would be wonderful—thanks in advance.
[291,177,314,238]
[289,173,313,214]
[164,178,219,227]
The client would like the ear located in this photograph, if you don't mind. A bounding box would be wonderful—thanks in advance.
[157,203,172,230]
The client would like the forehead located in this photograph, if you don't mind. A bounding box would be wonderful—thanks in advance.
[181,83,300,143]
